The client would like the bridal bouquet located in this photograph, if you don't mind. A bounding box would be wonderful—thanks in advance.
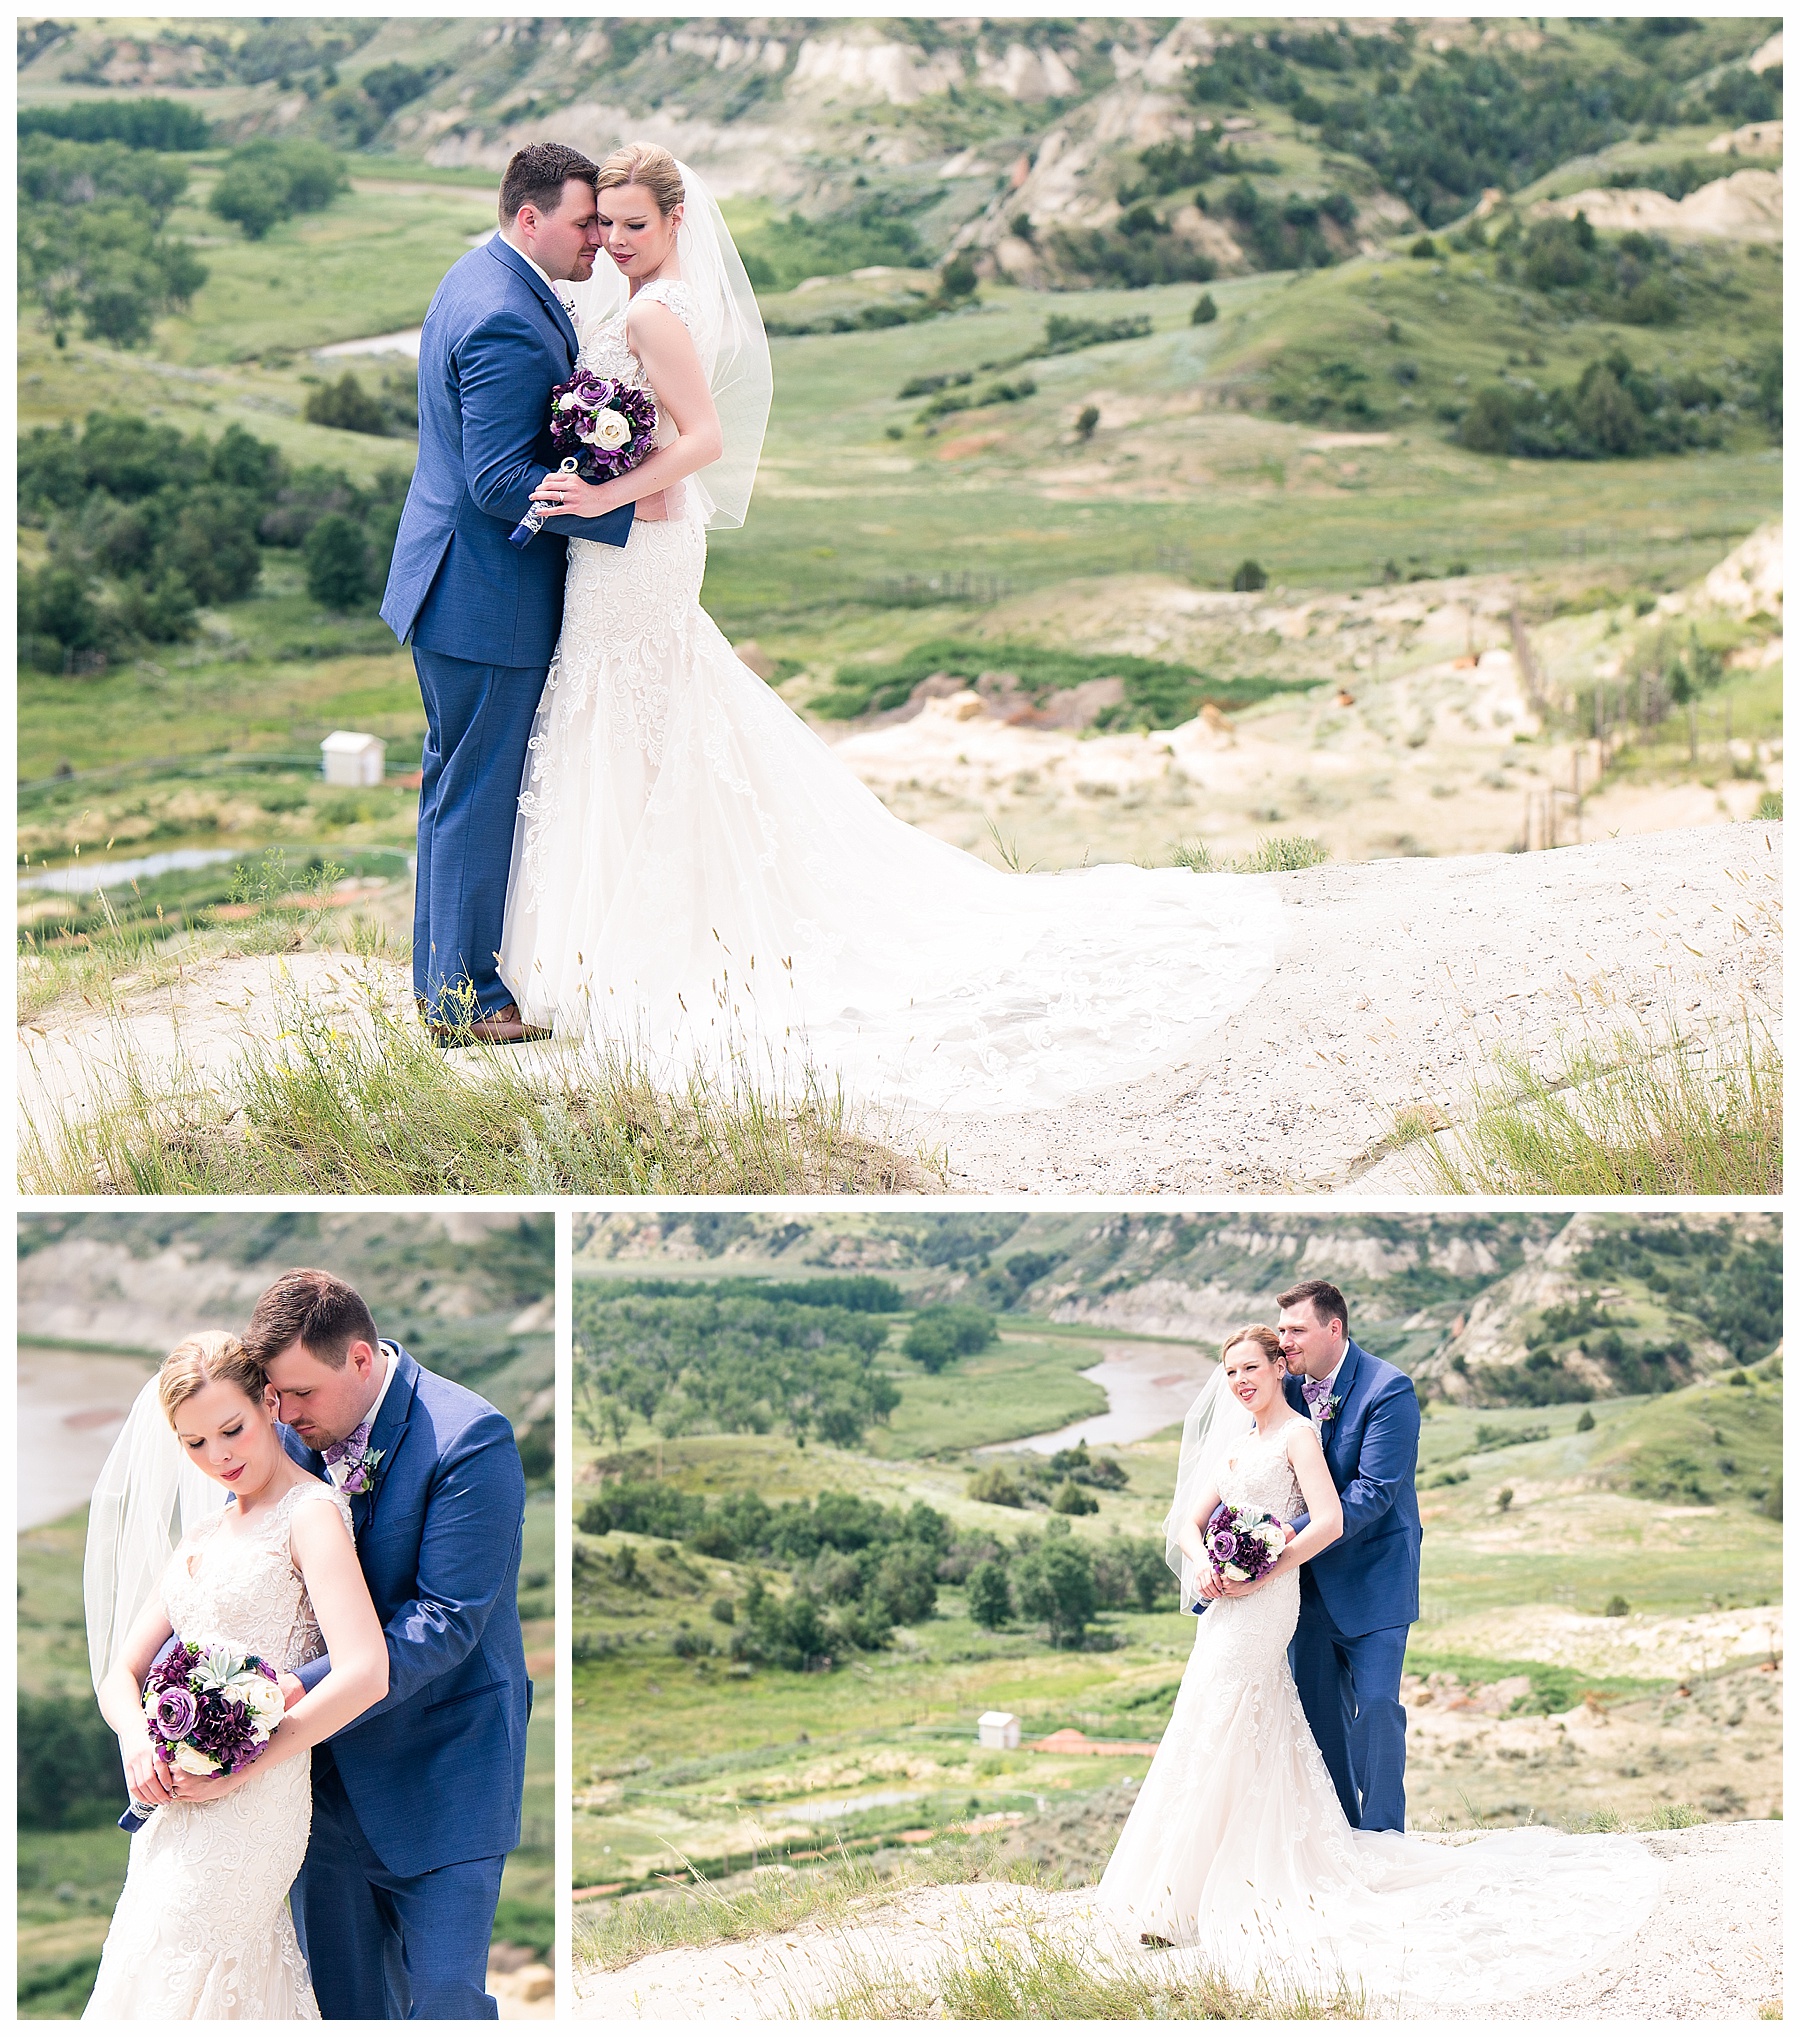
[549,370,658,481]
[1204,1502,1286,1586]
[129,1639,285,1821]
[510,371,658,548]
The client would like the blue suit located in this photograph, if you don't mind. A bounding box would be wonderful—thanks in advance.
[381,235,632,1020]
[1284,1340,1421,1832]
[282,1343,531,2020]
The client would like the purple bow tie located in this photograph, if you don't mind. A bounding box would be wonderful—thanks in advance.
[323,1418,372,1468]
[1302,1378,1333,1411]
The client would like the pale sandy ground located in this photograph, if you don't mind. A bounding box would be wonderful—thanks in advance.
[17,823,1778,1193]
[924,820,1780,1194]
[491,1958,554,2018]
[801,524,1781,877]
[571,1822,1780,2020]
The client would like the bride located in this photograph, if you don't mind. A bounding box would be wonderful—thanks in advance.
[1095,1326,1666,2012]
[498,142,1279,1115]
[83,1334,388,2020]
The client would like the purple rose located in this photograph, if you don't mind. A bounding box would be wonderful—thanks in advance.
[152,1686,197,1740]
[1212,1528,1238,1561]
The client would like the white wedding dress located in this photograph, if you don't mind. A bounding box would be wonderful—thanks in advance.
[498,277,1278,1115]
[1097,1419,1665,2013]
[85,1483,352,2022]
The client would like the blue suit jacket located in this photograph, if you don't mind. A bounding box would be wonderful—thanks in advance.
[1285,1339,1422,1637]
[283,1343,531,1878]
[380,235,632,668]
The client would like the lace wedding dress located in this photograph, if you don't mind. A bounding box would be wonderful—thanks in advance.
[497,278,1278,1115]
[1097,1418,1665,2012]
[85,1483,352,2021]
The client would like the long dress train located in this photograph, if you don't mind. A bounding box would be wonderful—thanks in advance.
[84,1483,353,2021]
[1096,1419,1664,2012]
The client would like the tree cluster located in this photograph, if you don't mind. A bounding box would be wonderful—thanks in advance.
[903,1302,997,1373]
[579,1483,949,1668]
[573,1289,901,1451]
[18,412,407,670]
[20,96,213,149]
[1491,213,1690,327]
[1572,1227,1781,1366]
[959,1516,1173,1647]
[19,133,208,347]
[579,1477,1175,1661]
[1457,351,1729,462]
[209,138,348,240]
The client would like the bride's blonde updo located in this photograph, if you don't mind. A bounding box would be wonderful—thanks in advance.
[1221,1324,1283,1366]
[595,143,684,214]
[158,1332,269,1427]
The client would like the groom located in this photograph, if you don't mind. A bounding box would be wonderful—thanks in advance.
[1275,1279,1422,1833]
[247,1269,532,2020]
[381,141,635,1043]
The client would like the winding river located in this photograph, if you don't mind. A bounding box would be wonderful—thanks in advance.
[18,1346,156,1530]
[989,1339,1217,1456]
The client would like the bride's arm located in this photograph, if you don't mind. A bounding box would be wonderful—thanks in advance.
[529,299,724,522]
[1175,1479,1222,1573]
[96,1592,178,1806]
[170,1497,387,1800]
[1266,1424,1343,1580]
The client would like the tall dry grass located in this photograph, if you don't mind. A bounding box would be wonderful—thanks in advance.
[20,964,935,1195]
[1397,1011,1780,1195]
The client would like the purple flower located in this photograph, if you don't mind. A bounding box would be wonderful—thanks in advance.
[152,1686,197,1739]
[1212,1528,1239,1561]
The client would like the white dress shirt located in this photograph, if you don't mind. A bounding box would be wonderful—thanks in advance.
[325,1342,396,1487]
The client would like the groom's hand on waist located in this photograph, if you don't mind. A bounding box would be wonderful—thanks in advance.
[279,1671,306,1711]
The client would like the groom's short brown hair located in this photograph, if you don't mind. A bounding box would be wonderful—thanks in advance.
[245,1269,379,1370]
[1277,1279,1349,1334]
[499,142,599,224]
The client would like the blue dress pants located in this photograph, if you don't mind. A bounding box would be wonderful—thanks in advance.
[1289,1582,1410,1832]
[291,1751,507,2020]
[411,648,546,1021]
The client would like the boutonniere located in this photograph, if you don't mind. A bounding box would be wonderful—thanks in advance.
[1314,1395,1343,1425]
[341,1445,385,1498]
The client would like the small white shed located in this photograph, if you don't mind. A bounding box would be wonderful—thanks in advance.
[977,1710,1020,1751]
[321,730,386,787]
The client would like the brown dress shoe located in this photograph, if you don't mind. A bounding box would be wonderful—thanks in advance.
[428,1001,550,1046]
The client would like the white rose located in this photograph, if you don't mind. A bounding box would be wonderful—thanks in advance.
[172,1744,221,1775]
[583,408,632,451]
[557,392,583,412]
[244,1678,286,1731]
[1221,1562,1251,1583]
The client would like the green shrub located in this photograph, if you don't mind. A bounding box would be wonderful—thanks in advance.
[967,1560,1013,1628]
[904,1303,996,1374]
[1013,1531,1097,1647]
[304,512,372,608]
[938,253,979,301]
[1192,291,1218,324]
[305,373,390,436]
[967,1465,1025,1508]
[18,1693,125,1830]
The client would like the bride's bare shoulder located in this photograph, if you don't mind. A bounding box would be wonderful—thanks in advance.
[1283,1416,1325,1459]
